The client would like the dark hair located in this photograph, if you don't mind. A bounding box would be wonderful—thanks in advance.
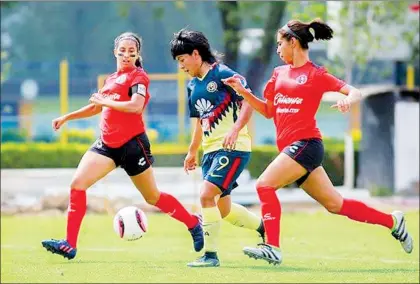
[114,32,143,68]
[279,18,334,49]
[170,29,221,63]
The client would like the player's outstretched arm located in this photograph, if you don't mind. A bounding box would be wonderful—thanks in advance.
[222,77,273,119]
[52,102,102,131]
[331,84,362,113]
[66,103,102,121]
[89,93,145,114]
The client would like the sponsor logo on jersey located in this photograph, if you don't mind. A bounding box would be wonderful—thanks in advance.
[195,98,213,115]
[274,94,303,105]
[107,93,121,100]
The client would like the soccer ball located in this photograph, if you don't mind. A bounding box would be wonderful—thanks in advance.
[113,206,148,241]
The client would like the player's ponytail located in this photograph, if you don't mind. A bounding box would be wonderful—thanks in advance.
[279,18,334,49]
[308,19,334,41]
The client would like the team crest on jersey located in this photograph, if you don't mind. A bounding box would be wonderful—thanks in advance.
[296,75,308,85]
[206,81,218,93]
[116,74,127,84]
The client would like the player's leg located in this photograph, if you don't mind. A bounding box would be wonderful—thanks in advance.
[124,134,203,252]
[242,152,306,265]
[42,139,117,259]
[189,149,259,267]
[218,188,265,242]
[244,139,323,265]
[188,150,235,267]
[300,166,413,254]
[187,180,222,267]
[213,150,265,240]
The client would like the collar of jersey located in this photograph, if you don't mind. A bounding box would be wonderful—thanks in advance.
[117,66,136,74]
[289,60,312,70]
[196,62,217,81]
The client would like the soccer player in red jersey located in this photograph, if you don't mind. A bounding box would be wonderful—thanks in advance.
[41,32,204,260]
[223,19,413,265]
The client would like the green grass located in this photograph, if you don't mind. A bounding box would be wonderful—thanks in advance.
[1,211,419,283]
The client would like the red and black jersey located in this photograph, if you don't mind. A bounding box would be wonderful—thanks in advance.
[264,61,346,151]
[99,66,150,148]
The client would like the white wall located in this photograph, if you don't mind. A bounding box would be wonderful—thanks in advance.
[394,101,419,192]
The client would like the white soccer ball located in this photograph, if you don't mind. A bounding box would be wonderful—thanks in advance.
[113,206,148,241]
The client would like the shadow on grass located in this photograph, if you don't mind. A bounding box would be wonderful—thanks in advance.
[223,264,419,274]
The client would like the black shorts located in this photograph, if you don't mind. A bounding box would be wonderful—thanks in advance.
[282,138,324,186]
[89,133,155,176]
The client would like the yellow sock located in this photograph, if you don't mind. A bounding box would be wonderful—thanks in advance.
[202,207,222,252]
[223,203,261,231]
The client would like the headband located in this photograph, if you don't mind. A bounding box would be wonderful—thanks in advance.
[281,24,302,41]
[115,35,140,50]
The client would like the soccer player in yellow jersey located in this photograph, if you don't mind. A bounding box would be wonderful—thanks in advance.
[171,29,265,267]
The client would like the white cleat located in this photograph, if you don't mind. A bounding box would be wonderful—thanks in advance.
[391,211,413,254]
[243,243,282,265]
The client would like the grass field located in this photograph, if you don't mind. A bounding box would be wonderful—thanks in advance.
[2,210,419,283]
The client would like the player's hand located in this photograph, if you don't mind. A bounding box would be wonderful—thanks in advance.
[331,97,351,113]
[184,151,198,174]
[52,116,67,131]
[89,93,108,106]
[222,77,245,96]
[223,128,239,151]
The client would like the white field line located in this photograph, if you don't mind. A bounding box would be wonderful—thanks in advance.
[1,244,418,265]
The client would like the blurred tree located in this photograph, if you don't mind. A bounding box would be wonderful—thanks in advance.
[1,1,16,83]
[1,51,11,84]
[218,1,419,89]
[217,1,241,70]
[0,1,16,8]
[288,1,419,83]
[243,2,286,91]
[216,1,286,91]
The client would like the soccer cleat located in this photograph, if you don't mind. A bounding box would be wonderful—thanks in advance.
[391,211,413,254]
[256,220,266,243]
[188,214,204,252]
[243,243,282,265]
[41,239,77,260]
[187,252,220,267]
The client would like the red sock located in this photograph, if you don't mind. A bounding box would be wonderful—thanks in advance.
[257,186,281,247]
[155,192,198,229]
[338,199,394,229]
[66,189,87,248]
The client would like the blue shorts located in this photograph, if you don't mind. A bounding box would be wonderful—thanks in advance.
[201,149,251,197]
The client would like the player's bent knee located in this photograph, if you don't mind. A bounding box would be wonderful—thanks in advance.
[144,197,158,205]
[324,202,341,214]
[200,194,215,203]
[217,205,230,218]
[200,192,218,207]
[255,179,277,190]
[70,178,89,190]
[144,193,160,205]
